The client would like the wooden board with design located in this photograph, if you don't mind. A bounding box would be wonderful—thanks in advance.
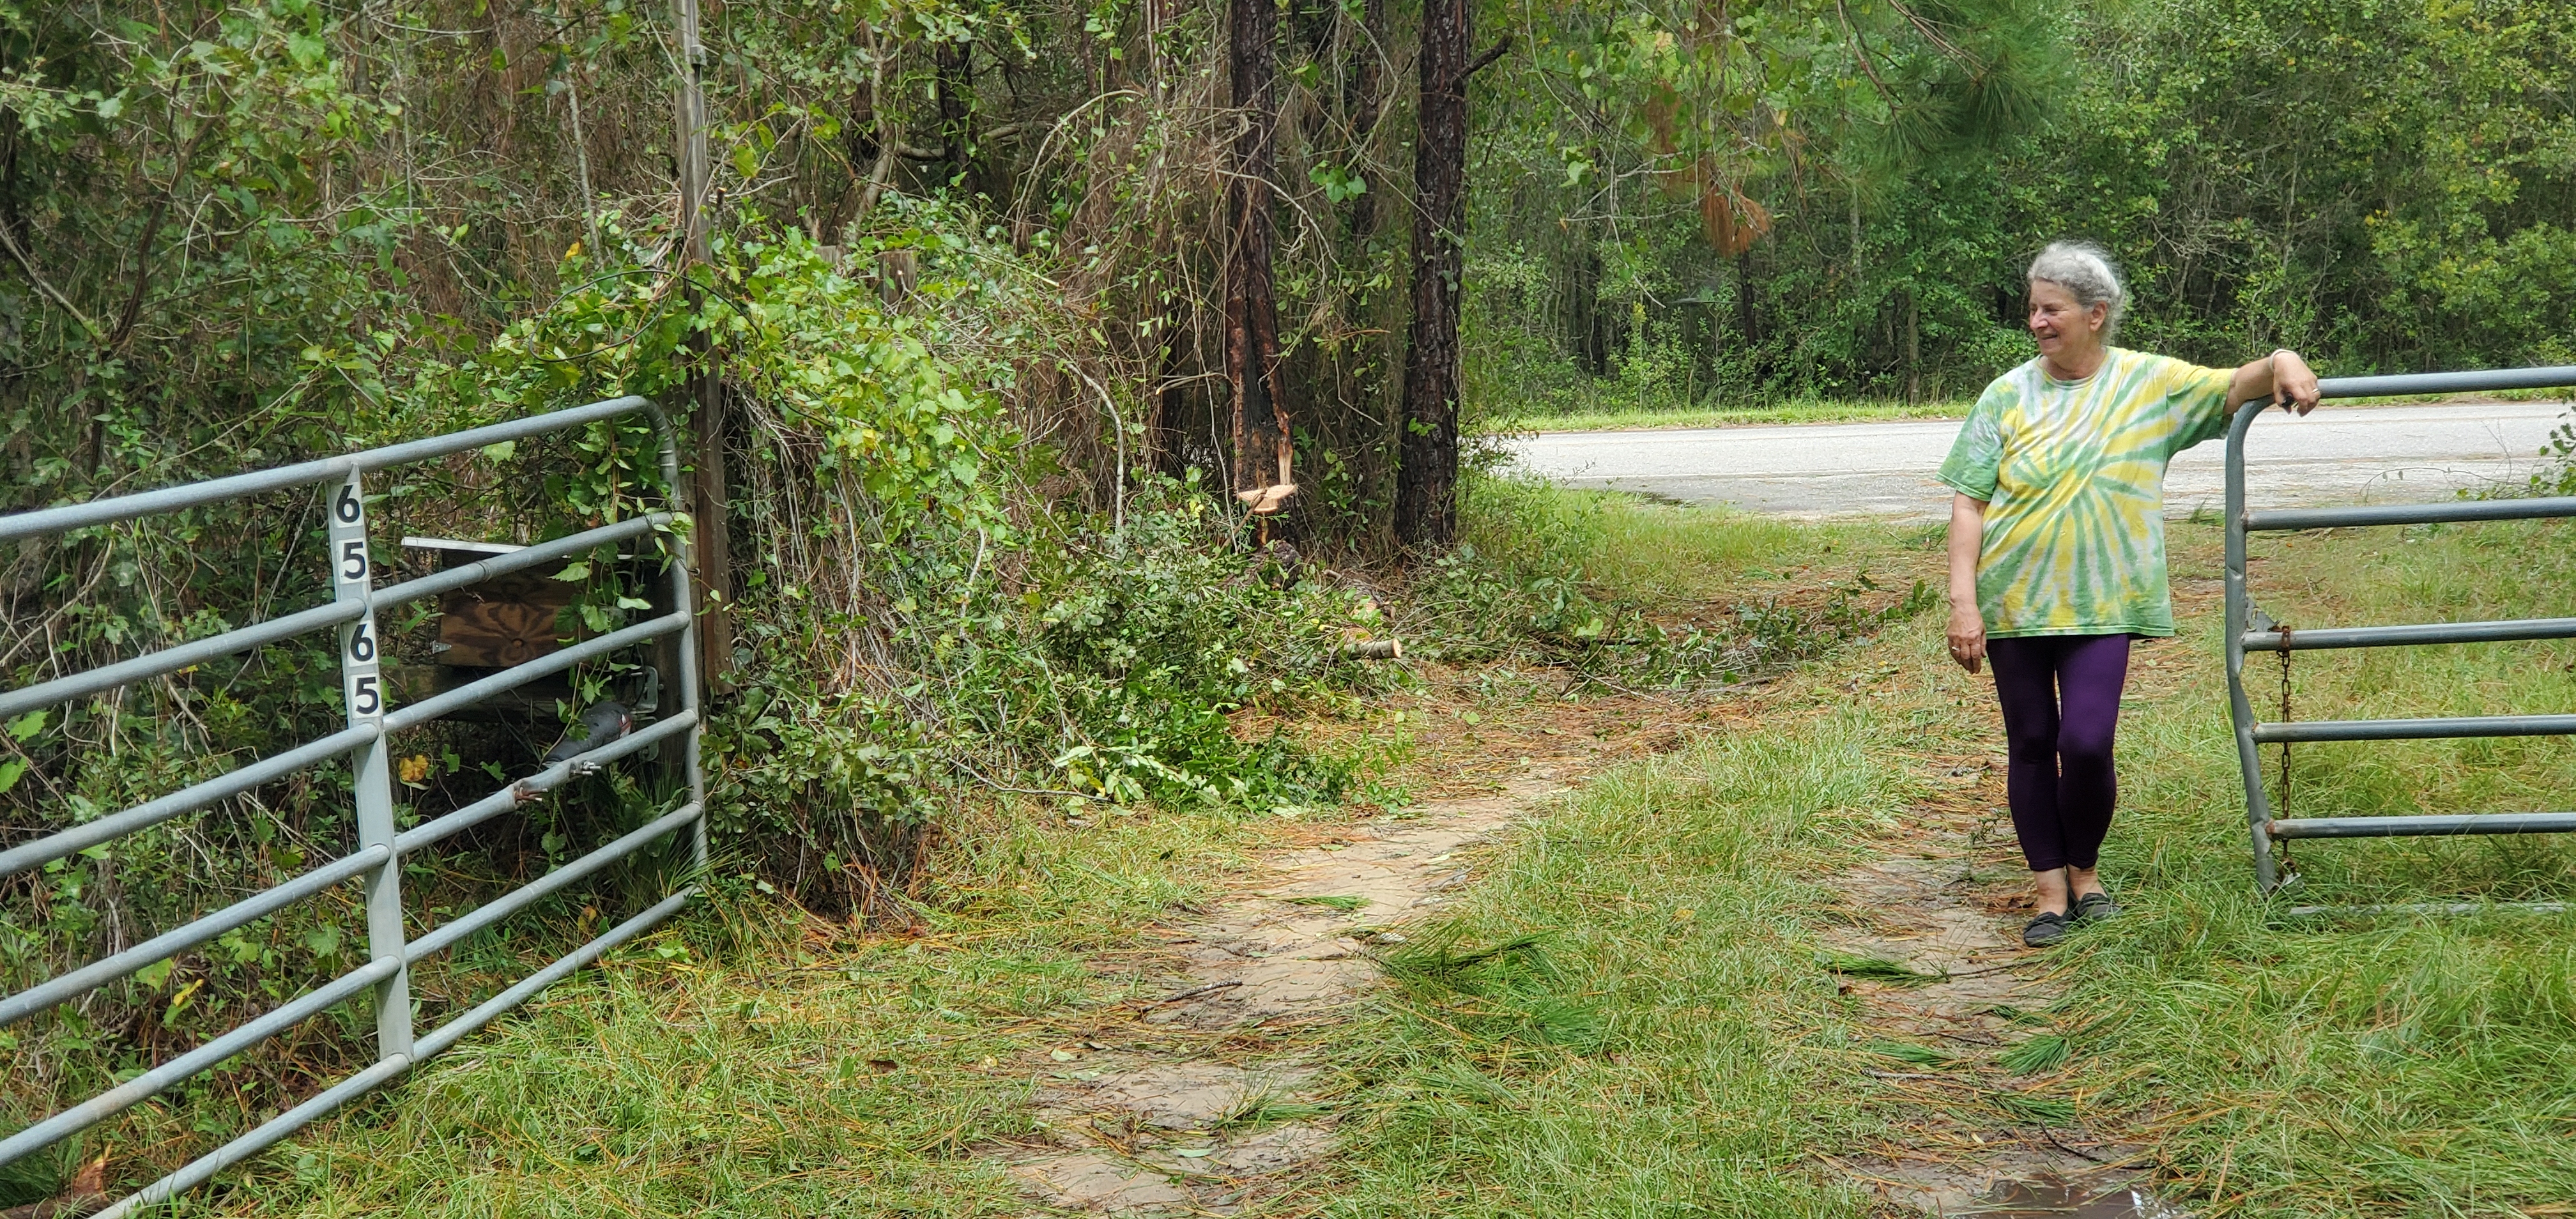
[436,570,578,668]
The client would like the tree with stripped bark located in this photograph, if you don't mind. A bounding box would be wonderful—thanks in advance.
[1225,0,1292,512]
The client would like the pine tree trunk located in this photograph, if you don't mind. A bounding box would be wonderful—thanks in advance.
[1905,294,1920,405]
[1226,0,1289,499]
[1346,0,1386,239]
[1395,0,1472,548]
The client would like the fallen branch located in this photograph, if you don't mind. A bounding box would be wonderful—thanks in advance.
[2037,1123,2119,1164]
[1157,979,1244,1004]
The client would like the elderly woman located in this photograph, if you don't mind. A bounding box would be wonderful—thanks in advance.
[1940,241,2320,947]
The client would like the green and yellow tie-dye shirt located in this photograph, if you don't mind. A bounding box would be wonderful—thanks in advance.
[1937,348,2235,639]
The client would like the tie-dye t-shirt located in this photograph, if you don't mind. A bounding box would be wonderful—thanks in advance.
[1937,349,2236,638]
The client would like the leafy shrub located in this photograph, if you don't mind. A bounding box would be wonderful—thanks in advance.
[706,471,1383,901]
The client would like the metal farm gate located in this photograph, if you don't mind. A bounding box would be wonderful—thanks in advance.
[2226,365,2576,914]
[0,397,706,1213]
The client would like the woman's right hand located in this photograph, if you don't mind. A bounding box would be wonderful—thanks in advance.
[1946,494,1989,673]
[1947,606,1986,673]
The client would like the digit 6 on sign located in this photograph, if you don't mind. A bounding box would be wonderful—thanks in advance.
[348,622,376,663]
[334,482,364,525]
[340,539,368,581]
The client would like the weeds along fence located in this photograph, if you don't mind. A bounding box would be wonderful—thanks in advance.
[2226,365,2576,915]
[0,397,705,1213]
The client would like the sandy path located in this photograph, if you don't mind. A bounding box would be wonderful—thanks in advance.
[988,769,1567,1213]
[1821,770,2188,1218]
[1819,583,2228,1218]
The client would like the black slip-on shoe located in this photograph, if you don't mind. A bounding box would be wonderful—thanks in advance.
[2073,891,2121,923]
[2022,911,2070,947]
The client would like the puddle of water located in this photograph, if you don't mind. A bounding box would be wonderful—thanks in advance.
[1964,1172,2191,1218]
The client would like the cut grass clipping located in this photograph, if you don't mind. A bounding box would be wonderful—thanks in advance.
[1284,894,1368,911]
[1998,1032,2071,1075]
[1376,932,1609,1052]
[1992,1092,2079,1125]
[1867,1041,1956,1068]
[1814,947,1943,985]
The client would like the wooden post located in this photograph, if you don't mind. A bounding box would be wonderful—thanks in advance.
[672,0,731,688]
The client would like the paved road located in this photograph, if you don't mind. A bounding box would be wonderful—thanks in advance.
[1505,402,2572,521]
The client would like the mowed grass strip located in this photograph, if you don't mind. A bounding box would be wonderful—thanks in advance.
[1480,397,1971,435]
[1476,390,2542,438]
[1317,713,1923,1216]
[1455,477,1925,610]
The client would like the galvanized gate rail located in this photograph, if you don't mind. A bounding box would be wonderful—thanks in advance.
[2226,365,2576,914]
[0,396,707,1213]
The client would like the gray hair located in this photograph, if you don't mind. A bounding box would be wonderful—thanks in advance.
[2028,240,2127,337]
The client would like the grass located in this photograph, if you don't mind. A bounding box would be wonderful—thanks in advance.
[1476,388,2572,437]
[95,498,2576,1217]
[1320,716,1919,1216]
[1453,477,1936,609]
[2054,518,2576,1214]
[187,808,1282,1216]
[1319,515,2576,1217]
[1478,397,1970,435]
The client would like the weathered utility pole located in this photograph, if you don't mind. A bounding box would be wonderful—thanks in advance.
[1394,0,1507,549]
[672,0,731,686]
[1226,0,1293,518]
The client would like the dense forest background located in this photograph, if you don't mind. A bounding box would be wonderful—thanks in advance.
[3,0,2573,1195]
[1473,0,2576,416]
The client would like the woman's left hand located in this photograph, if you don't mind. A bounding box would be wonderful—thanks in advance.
[2271,349,2321,415]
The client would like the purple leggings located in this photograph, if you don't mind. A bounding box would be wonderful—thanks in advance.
[1986,633,2133,871]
